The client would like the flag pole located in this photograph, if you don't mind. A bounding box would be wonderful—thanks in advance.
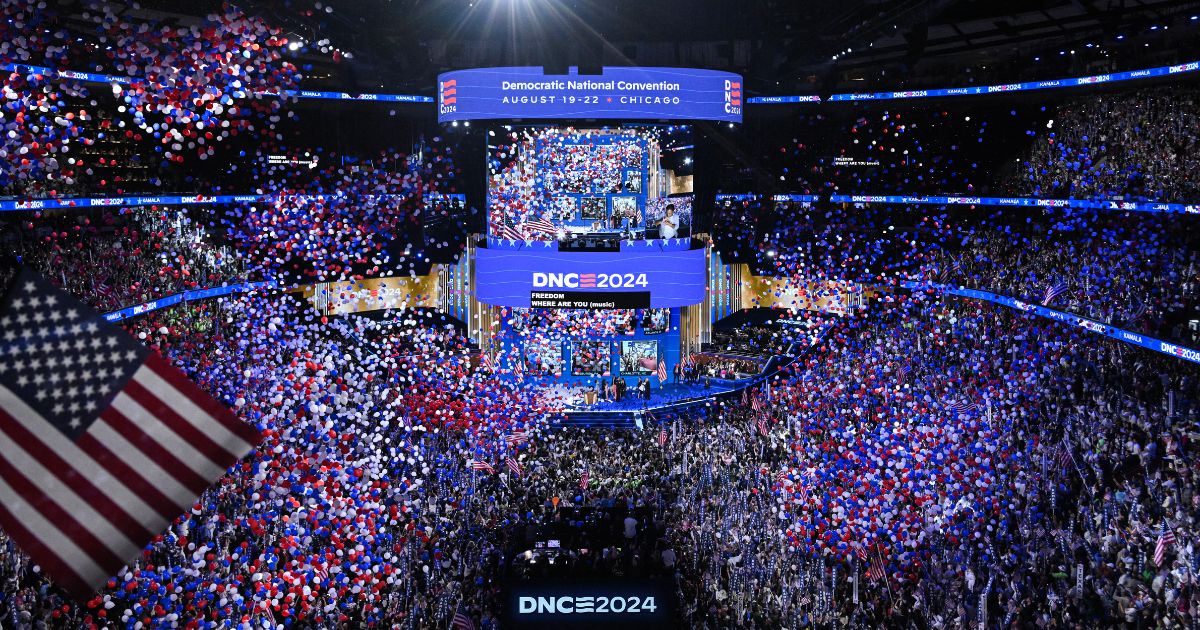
[875,546,896,608]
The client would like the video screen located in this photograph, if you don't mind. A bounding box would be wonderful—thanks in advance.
[571,341,611,376]
[523,338,564,376]
[619,340,659,375]
[487,125,693,240]
[646,195,692,239]
[641,308,670,335]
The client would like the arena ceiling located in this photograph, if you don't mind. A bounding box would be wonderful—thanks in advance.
[62,0,1200,94]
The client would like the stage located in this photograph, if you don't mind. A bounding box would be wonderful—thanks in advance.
[534,380,745,428]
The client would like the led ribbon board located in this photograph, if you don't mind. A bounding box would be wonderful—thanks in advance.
[437,67,743,123]
[474,246,707,309]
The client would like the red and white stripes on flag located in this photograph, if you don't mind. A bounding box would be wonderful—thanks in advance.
[580,468,589,490]
[658,427,668,447]
[470,460,495,474]
[480,350,495,372]
[524,218,558,236]
[656,357,667,381]
[1043,280,1070,305]
[451,606,476,630]
[1058,441,1072,469]
[495,222,524,242]
[756,416,769,437]
[0,269,261,599]
[867,553,887,581]
[504,431,529,446]
[1155,525,1176,567]
[505,457,522,477]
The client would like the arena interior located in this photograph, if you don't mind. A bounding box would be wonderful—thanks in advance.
[0,0,1199,628]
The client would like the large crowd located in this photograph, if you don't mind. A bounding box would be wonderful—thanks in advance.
[1007,88,1200,203]
[1,0,1200,627]
[0,282,1194,628]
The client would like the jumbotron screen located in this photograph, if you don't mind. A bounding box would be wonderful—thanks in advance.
[487,125,693,241]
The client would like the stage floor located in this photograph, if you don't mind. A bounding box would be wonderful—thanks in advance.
[561,381,740,412]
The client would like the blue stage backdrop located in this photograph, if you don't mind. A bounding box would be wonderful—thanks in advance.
[498,308,681,390]
[438,67,743,122]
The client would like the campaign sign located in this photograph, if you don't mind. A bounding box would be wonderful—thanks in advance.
[505,578,674,629]
[437,66,743,123]
[475,246,706,308]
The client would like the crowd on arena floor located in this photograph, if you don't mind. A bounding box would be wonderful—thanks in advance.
[0,286,1195,628]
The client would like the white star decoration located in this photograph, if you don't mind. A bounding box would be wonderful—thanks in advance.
[0,277,145,435]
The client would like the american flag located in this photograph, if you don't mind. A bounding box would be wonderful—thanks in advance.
[658,427,668,447]
[948,400,979,414]
[855,545,868,563]
[0,269,261,599]
[656,356,667,381]
[504,431,528,446]
[505,457,522,477]
[494,222,524,242]
[480,350,494,372]
[524,218,558,236]
[1128,298,1148,323]
[1155,524,1176,567]
[1043,281,1070,305]
[1058,441,1072,469]
[741,388,749,405]
[751,393,763,413]
[774,469,789,485]
[867,553,887,581]
[451,605,476,630]
[470,460,495,474]
[579,467,589,490]
[513,355,524,379]
[755,416,769,437]
[91,277,115,301]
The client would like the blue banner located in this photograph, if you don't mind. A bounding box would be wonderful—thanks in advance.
[284,89,433,103]
[437,67,743,123]
[4,192,1198,214]
[830,194,1200,214]
[716,194,820,203]
[475,246,707,308]
[1,62,134,84]
[747,60,1200,104]
[10,58,1200,108]
[0,193,434,212]
[103,281,277,322]
[903,280,1200,365]
[1,63,431,103]
[0,194,262,212]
